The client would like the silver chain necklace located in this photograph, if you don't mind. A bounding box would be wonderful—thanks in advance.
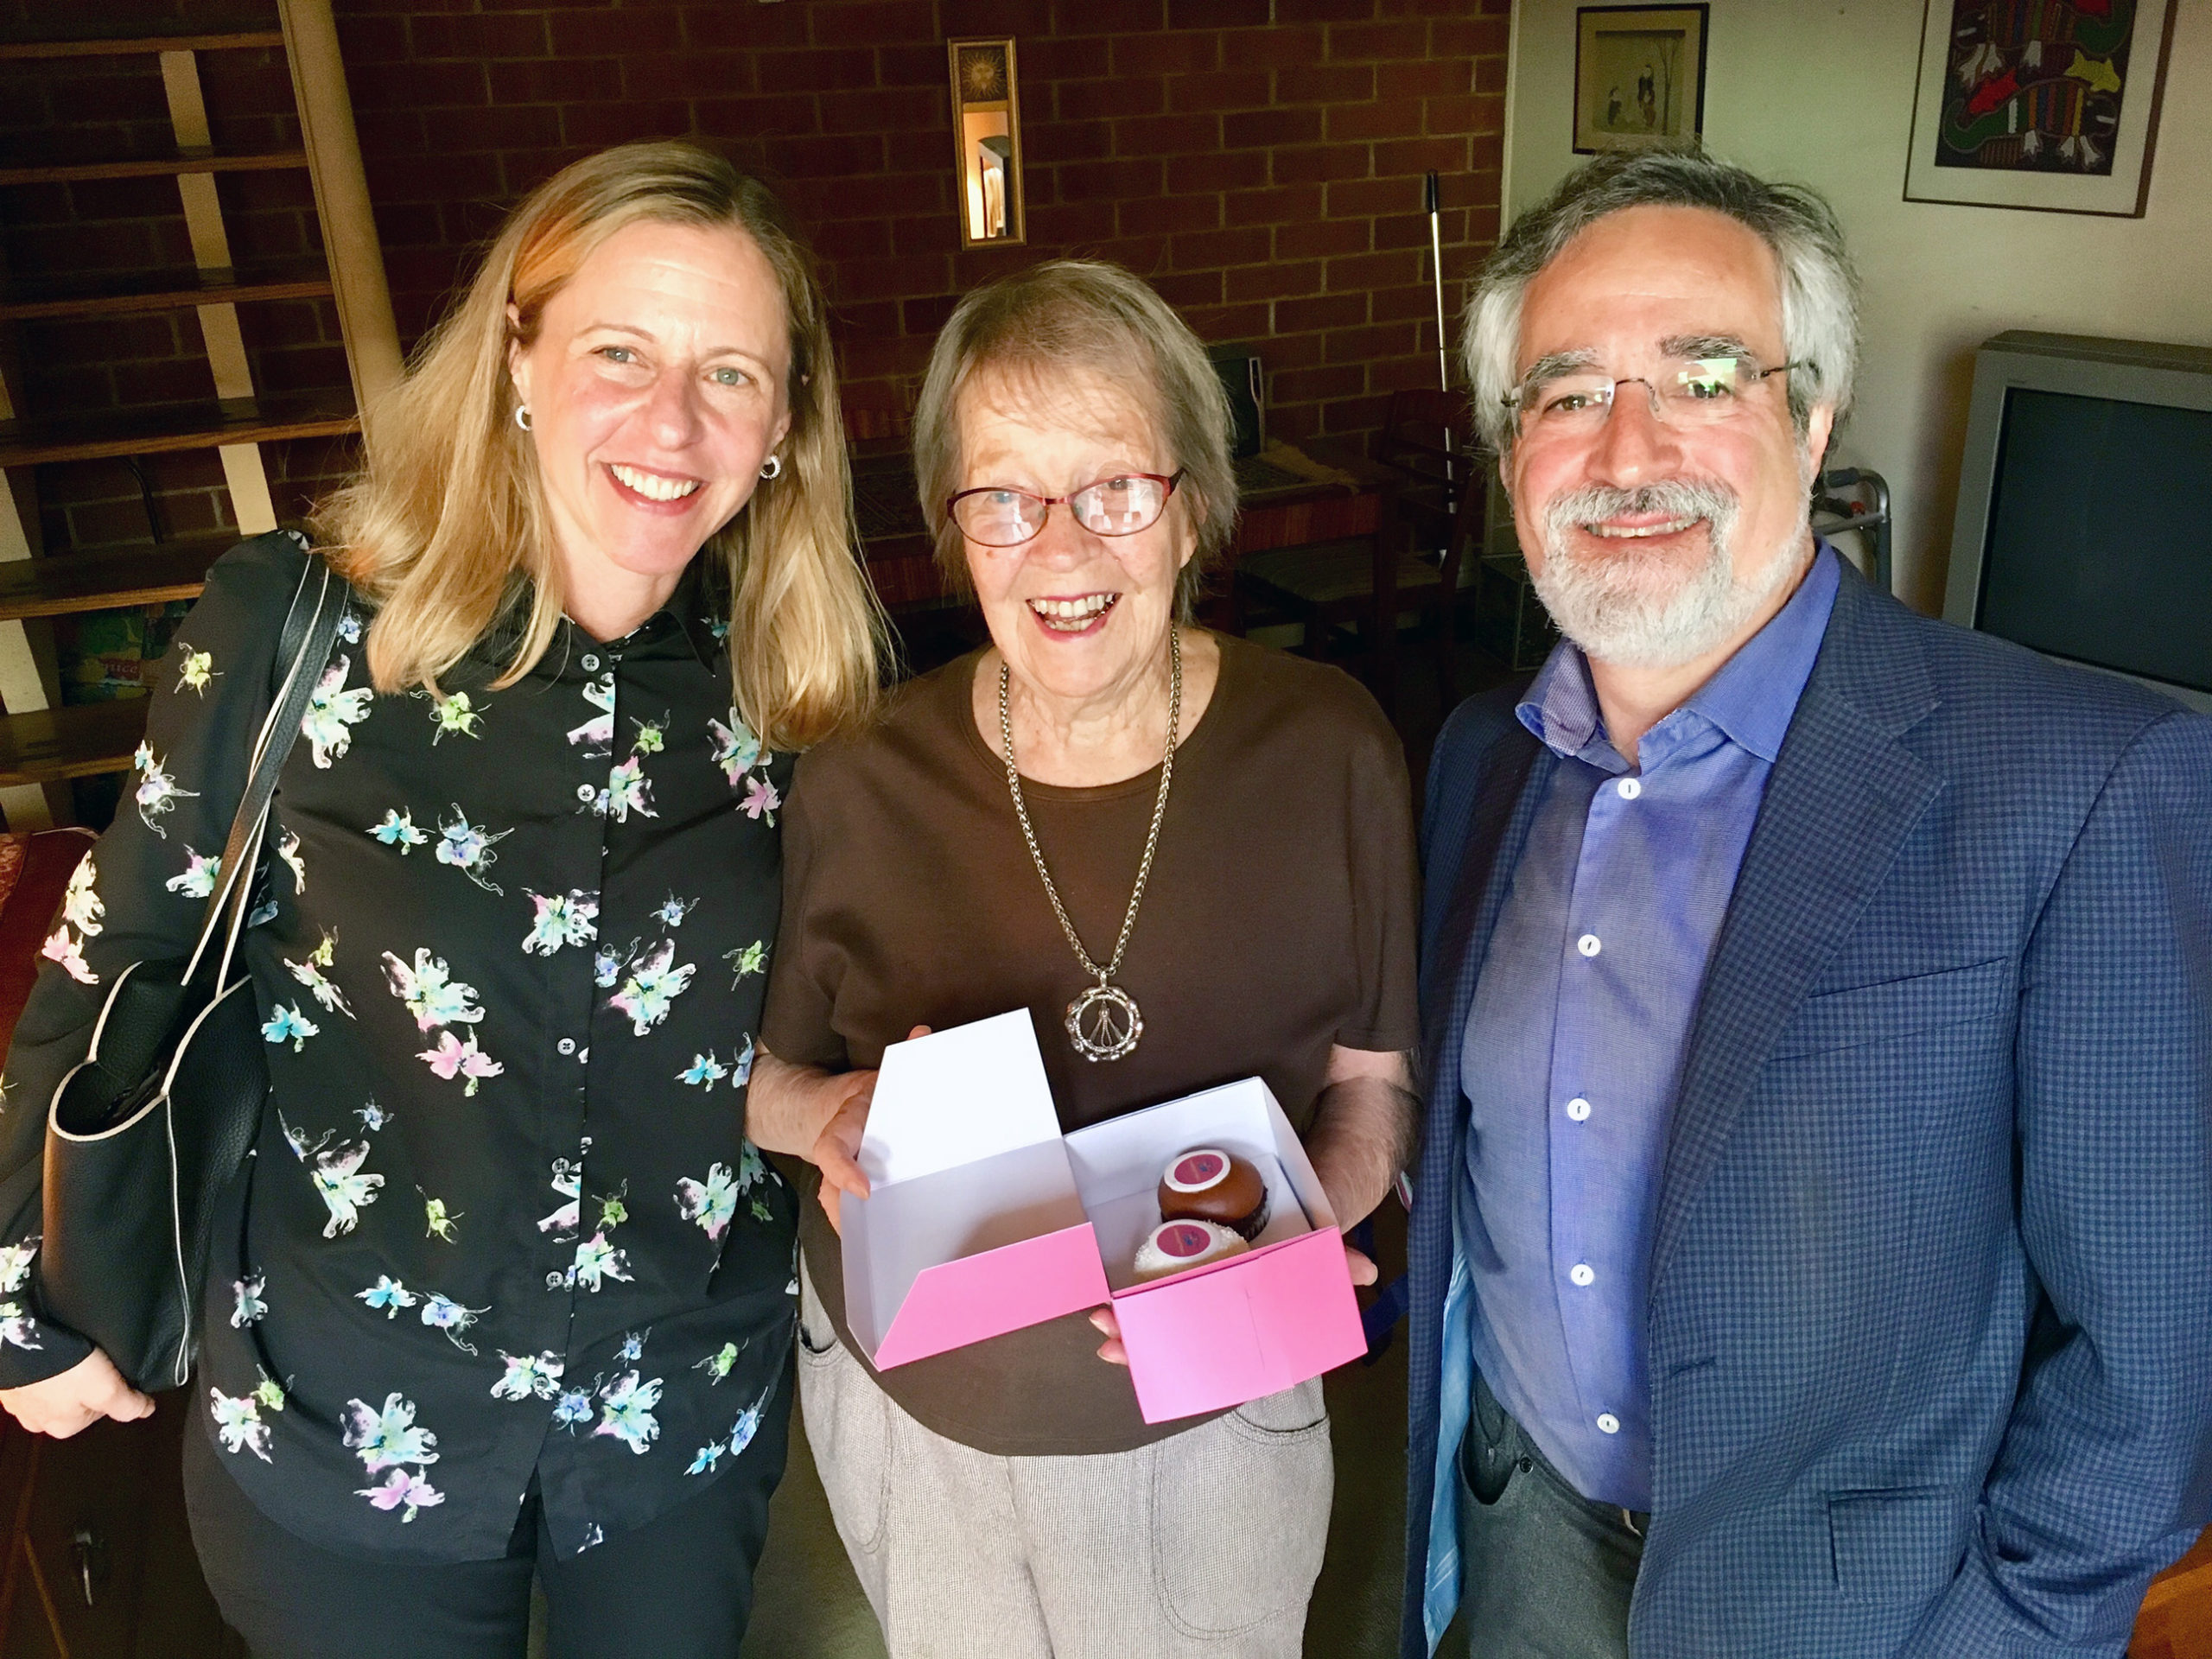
[998,627,1182,1063]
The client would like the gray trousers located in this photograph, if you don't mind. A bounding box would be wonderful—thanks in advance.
[798,1263,1332,1658]
[1456,1371,1646,1659]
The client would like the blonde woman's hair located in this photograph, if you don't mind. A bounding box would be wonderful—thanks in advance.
[911,259,1237,616]
[314,140,884,748]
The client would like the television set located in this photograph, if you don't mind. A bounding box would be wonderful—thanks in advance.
[1942,331,2212,714]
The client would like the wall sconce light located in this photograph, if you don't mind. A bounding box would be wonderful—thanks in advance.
[948,38,1024,247]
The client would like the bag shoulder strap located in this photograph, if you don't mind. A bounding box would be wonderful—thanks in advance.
[185,546,353,981]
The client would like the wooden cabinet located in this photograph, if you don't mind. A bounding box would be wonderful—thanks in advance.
[0,1393,243,1659]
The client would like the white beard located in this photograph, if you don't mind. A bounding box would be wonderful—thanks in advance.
[1530,477,1811,671]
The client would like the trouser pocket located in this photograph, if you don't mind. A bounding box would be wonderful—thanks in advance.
[1149,1377,1332,1638]
[797,1261,893,1556]
[1464,1370,1525,1505]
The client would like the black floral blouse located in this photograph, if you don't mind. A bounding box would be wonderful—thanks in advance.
[0,531,798,1560]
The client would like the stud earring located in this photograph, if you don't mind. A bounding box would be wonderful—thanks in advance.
[514,405,532,432]
[759,454,782,480]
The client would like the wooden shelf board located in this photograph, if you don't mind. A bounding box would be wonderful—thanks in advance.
[0,148,306,187]
[0,391,358,467]
[0,698,149,788]
[0,32,286,60]
[0,259,333,321]
[0,537,233,621]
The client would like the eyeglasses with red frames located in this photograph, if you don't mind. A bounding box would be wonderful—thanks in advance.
[946,470,1184,549]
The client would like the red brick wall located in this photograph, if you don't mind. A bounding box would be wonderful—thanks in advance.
[0,0,1506,556]
[336,0,1507,445]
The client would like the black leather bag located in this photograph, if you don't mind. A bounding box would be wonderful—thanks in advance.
[39,554,348,1393]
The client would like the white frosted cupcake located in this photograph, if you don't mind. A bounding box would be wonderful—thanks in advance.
[1132,1218,1249,1282]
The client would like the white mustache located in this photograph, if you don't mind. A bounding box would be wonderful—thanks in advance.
[1542,480,1739,545]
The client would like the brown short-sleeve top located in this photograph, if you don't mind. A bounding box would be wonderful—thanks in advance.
[761,632,1420,1456]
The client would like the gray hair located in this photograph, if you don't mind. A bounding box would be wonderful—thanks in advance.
[1463,148,1860,457]
[912,259,1237,613]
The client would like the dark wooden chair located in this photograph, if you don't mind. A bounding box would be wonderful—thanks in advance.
[1234,458,1485,715]
[1372,386,1479,555]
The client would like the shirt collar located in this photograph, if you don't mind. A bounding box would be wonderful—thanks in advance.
[667,555,731,670]
[1516,542,1843,768]
[466,556,728,677]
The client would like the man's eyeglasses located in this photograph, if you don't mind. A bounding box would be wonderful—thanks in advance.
[1502,356,1808,440]
[946,471,1183,549]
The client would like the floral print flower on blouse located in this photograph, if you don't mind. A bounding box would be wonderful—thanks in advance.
[593,1367,663,1454]
[301,657,373,767]
[232,1270,268,1328]
[165,846,223,899]
[607,939,694,1036]
[175,643,218,696]
[131,741,199,836]
[369,808,427,852]
[346,1392,445,1522]
[0,1237,42,1351]
[212,1386,274,1460]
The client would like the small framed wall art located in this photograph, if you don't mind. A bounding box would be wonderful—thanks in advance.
[1904,0,2179,216]
[948,37,1026,247]
[1573,6,1709,155]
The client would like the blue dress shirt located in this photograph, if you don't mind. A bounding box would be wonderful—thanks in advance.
[1457,547,1840,1510]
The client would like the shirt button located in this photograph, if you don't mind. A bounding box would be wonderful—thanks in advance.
[576,785,596,802]
[1577,933,1602,957]
[1596,1413,1621,1435]
[1569,1262,1596,1287]
[1616,778,1642,799]
[1566,1096,1592,1122]
[556,1038,576,1055]
[581,653,600,671]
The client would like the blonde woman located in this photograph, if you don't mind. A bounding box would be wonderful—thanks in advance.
[0,142,880,1657]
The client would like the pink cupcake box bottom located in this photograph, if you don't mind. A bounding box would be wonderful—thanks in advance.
[839,1011,1365,1424]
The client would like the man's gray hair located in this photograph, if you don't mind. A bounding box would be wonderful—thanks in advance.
[1463,148,1861,456]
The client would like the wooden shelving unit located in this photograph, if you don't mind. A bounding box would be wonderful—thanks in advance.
[0,3,399,829]
[0,147,308,188]
[0,391,359,468]
[0,257,333,321]
[0,700,154,788]
[0,536,232,622]
[0,31,287,60]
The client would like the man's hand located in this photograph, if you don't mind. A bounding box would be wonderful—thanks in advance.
[0,1351,154,1438]
[1087,1243,1377,1366]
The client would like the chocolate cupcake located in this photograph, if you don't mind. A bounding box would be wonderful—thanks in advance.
[1157,1147,1270,1241]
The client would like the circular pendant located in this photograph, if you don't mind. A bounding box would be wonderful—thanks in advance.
[1065,982,1142,1063]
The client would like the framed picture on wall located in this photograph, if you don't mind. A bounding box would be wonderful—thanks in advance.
[1573,6,1709,155]
[1904,0,2179,216]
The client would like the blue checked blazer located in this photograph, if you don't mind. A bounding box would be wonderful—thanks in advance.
[1402,564,2212,1657]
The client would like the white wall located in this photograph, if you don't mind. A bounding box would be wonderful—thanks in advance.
[1501,0,2212,611]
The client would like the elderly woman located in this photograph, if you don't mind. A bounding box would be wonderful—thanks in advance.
[749,260,1421,1656]
[0,143,880,1657]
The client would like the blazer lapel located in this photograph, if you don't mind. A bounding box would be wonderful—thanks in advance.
[1652,575,1946,1284]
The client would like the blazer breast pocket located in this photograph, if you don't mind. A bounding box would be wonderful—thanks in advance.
[1770,956,2013,1060]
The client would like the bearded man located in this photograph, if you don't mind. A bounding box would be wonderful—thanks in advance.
[1402,149,2212,1659]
